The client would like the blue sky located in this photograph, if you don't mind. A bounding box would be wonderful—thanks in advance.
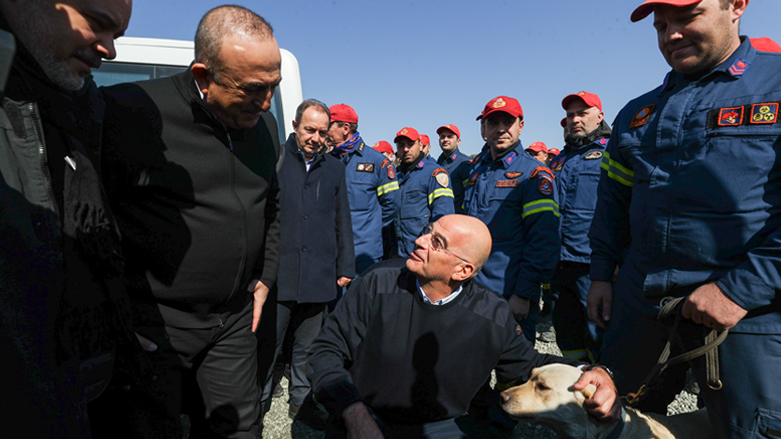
[125,0,781,156]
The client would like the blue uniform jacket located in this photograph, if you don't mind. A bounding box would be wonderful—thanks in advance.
[463,144,561,299]
[589,38,781,332]
[436,147,471,175]
[550,136,609,263]
[277,134,355,303]
[394,157,455,257]
[332,137,399,264]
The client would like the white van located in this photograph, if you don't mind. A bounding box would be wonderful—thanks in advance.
[93,36,303,141]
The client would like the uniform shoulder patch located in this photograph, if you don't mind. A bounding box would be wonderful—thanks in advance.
[584,151,603,160]
[537,175,553,196]
[629,104,656,129]
[750,103,778,124]
[356,163,374,173]
[505,172,523,179]
[530,166,555,180]
[433,168,449,187]
[718,107,744,126]
[381,158,390,169]
[551,158,565,172]
[387,165,396,180]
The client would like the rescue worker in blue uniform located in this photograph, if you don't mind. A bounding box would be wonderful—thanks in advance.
[462,96,561,343]
[393,127,455,257]
[437,124,472,211]
[588,1,781,437]
[327,104,400,274]
[548,91,611,362]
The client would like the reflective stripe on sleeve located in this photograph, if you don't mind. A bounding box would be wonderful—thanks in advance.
[600,152,634,187]
[428,188,455,204]
[522,199,560,219]
[376,181,400,196]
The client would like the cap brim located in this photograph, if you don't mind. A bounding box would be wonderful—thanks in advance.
[631,0,702,22]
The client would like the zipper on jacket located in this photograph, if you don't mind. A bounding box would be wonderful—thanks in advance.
[30,103,59,217]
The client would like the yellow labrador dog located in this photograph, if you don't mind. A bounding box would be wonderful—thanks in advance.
[500,364,712,439]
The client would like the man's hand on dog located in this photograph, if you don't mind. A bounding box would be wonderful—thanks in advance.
[573,368,621,423]
[682,282,747,331]
[343,402,383,439]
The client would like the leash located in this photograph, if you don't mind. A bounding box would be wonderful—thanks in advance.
[624,296,728,407]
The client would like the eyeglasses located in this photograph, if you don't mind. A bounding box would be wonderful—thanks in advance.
[421,223,470,263]
[209,69,278,98]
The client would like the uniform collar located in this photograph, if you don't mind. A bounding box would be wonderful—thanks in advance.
[437,147,462,164]
[661,36,755,95]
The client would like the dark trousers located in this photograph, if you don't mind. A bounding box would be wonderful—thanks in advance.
[261,301,326,408]
[602,294,781,439]
[95,302,261,439]
[551,261,602,361]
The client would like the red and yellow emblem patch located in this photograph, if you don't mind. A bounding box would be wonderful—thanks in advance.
[750,103,779,124]
[584,151,603,160]
[718,107,744,126]
[387,165,396,180]
[629,104,656,129]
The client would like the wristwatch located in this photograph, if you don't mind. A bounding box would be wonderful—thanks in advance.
[583,364,615,381]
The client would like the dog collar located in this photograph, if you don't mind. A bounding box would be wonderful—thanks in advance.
[605,407,626,439]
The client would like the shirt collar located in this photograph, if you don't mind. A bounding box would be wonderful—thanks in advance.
[661,36,755,95]
[416,279,462,305]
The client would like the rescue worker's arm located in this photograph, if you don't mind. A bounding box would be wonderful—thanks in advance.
[450,160,471,214]
[427,168,455,221]
[335,165,356,282]
[587,118,633,327]
[512,168,561,302]
[376,159,400,228]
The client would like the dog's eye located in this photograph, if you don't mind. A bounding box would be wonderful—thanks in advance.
[536,382,550,391]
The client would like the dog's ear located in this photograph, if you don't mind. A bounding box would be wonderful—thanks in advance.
[580,384,597,399]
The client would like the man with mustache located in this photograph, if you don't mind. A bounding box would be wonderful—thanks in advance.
[462,96,561,344]
[0,0,139,437]
[588,0,781,437]
[100,5,282,438]
[547,91,610,364]
[393,127,454,257]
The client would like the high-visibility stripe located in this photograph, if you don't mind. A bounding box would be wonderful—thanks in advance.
[522,199,560,218]
[428,188,454,204]
[561,349,590,361]
[376,181,399,196]
[601,152,635,187]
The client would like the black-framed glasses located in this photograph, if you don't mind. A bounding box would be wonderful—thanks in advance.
[421,223,470,263]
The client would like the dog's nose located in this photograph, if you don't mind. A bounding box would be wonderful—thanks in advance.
[499,392,510,402]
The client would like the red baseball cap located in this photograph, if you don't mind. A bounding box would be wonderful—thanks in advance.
[548,148,561,156]
[562,91,602,112]
[394,127,420,143]
[751,37,781,53]
[329,103,359,123]
[476,96,523,121]
[528,141,548,153]
[421,134,431,146]
[372,141,394,155]
[560,118,567,128]
[436,124,461,138]
[630,0,702,22]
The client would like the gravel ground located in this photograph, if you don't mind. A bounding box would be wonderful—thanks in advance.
[259,315,699,439]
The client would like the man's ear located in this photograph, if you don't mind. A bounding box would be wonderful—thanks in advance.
[452,262,475,283]
[191,63,210,94]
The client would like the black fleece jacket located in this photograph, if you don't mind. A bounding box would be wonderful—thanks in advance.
[101,69,282,328]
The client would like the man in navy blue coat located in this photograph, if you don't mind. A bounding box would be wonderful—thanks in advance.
[260,99,354,428]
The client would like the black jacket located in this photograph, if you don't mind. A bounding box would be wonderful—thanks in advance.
[101,69,282,328]
[276,134,354,303]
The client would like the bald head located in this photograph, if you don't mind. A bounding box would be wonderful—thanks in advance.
[440,215,492,274]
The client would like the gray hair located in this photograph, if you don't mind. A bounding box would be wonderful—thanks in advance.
[295,99,330,124]
[194,5,274,81]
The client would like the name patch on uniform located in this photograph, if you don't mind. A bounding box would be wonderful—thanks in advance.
[388,165,396,180]
[505,172,523,179]
[584,151,603,160]
[433,168,449,187]
[356,163,374,173]
[629,105,655,129]
[537,174,553,196]
[718,107,744,126]
[468,173,478,186]
[750,103,778,124]
[496,180,520,188]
